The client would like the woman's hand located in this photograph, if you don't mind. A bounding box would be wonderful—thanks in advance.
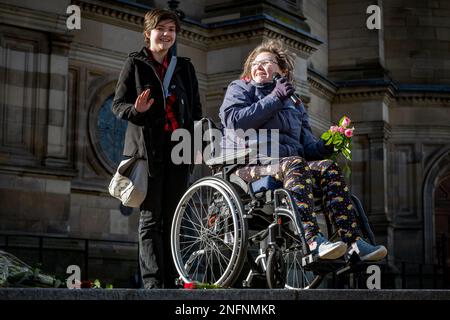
[271,77,295,101]
[134,89,154,113]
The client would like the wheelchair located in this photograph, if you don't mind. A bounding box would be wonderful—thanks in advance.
[170,119,380,289]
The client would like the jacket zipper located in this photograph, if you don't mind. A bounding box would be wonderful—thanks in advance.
[134,56,166,175]
[180,98,185,126]
[136,57,167,111]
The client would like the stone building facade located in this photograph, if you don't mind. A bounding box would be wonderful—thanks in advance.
[0,0,449,288]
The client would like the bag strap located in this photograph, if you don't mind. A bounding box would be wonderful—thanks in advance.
[162,56,177,100]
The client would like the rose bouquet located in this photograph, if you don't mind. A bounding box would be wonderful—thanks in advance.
[321,116,354,177]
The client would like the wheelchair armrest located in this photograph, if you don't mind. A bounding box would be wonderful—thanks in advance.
[205,148,253,166]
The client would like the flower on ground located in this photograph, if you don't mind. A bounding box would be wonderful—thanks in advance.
[182,280,220,289]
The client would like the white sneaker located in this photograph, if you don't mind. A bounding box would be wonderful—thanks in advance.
[309,234,347,260]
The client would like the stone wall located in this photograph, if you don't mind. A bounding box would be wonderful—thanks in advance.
[383,0,450,84]
[328,0,385,80]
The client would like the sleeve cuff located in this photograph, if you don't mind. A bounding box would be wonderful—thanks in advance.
[319,139,334,157]
[131,105,140,116]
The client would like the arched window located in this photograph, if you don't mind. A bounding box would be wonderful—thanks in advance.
[96,94,127,169]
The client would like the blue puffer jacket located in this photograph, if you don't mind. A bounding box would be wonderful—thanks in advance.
[219,79,332,161]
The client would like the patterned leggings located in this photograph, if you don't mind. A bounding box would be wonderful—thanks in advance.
[235,156,362,244]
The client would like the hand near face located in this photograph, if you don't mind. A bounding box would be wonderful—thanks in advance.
[271,77,295,101]
[134,89,154,113]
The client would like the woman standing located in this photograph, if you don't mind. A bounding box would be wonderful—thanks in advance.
[112,9,202,288]
[219,40,386,262]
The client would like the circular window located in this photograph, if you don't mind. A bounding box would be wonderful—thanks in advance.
[96,95,127,168]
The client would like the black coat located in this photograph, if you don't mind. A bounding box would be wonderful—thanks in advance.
[112,47,202,175]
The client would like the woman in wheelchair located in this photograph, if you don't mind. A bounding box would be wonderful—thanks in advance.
[218,40,387,263]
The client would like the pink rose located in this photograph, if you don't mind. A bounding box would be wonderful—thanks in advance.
[344,128,354,137]
[330,126,338,133]
[341,116,351,128]
[338,127,345,134]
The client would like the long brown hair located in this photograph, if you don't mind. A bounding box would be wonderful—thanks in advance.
[240,40,296,82]
[143,9,181,47]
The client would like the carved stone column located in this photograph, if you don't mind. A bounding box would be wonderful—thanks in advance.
[44,33,73,168]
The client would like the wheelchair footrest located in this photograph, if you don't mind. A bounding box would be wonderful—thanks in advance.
[335,259,379,276]
[306,258,347,274]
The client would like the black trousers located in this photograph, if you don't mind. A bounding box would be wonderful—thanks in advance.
[138,138,189,288]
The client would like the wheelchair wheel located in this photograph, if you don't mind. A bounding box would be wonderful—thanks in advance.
[266,245,286,288]
[171,177,248,288]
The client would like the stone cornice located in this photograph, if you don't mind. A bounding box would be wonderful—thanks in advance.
[72,0,144,31]
[334,85,396,105]
[333,81,450,105]
[73,0,319,56]
[353,120,392,139]
[181,19,321,55]
[262,28,317,56]
[0,2,68,35]
[336,86,450,105]
[69,42,127,71]
[0,164,77,178]
[389,126,450,140]
[307,69,337,101]
[395,93,450,105]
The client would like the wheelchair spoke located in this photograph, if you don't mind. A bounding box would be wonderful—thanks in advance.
[192,191,207,225]
[186,199,204,231]
[196,188,210,223]
[207,186,213,211]
[181,210,203,233]
[179,220,202,235]
[180,244,202,264]
[285,249,316,288]
[207,233,234,251]
[211,245,226,280]
[206,238,232,268]
[191,251,203,281]
[205,247,213,283]
[206,238,231,264]
[180,242,201,261]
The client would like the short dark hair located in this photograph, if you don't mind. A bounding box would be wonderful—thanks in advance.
[143,9,181,46]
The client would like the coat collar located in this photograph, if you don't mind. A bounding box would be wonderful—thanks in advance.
[133,47,183,74]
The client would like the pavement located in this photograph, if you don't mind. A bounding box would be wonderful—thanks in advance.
[1,288,450,300]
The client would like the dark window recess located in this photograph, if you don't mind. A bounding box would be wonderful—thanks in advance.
[97,95,127,167]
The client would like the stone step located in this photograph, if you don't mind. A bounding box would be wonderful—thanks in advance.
[1,288,450,300]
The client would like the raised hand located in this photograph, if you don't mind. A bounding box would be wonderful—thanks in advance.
[134,89,154,113]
